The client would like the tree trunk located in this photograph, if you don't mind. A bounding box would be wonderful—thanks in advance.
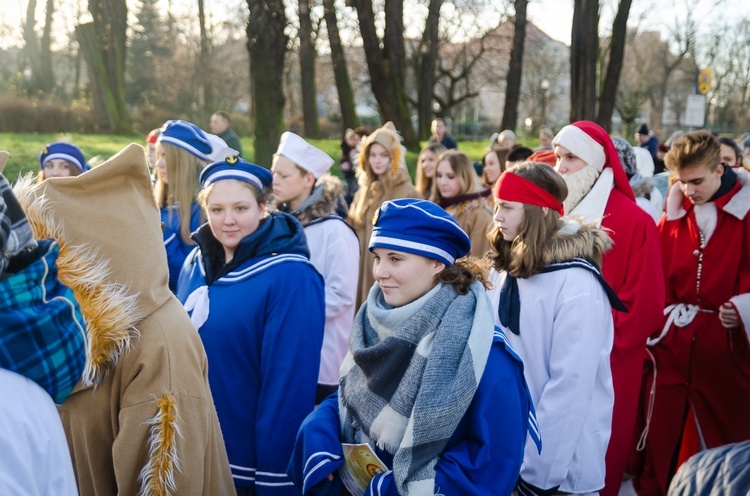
[39,0,55,95]
[23,0,39,93]
[596,0,632,132]
[247,0,288,165]
[298,0,320,138]
[198,0,213,112]
[88,0,131,134]
[570,0,599,122]
[416,0,442,140]
[76,22,115,130]
[351,0,417,146]
[500,0,528,133]
[322,0,358,131]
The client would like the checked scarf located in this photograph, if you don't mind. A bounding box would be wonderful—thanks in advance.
[0,238,87,404]
[0,174,36,276]
[339,281,494,495]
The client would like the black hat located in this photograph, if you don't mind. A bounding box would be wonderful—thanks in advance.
[637,124,649,135]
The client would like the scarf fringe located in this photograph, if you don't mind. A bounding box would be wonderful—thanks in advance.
[138,393,182,496]
[14,174,145,386]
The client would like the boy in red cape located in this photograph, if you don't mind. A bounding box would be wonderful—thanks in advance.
[634,130,750,494]
[552,121,665,496]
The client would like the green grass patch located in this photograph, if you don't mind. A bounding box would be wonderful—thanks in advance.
[0,133,500,183]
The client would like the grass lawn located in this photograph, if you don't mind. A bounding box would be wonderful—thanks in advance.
[0,133,505,183]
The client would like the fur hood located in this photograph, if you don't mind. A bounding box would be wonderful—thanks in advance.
[278,174,344,226]
[543,219,614,269]
[14,144,170,388]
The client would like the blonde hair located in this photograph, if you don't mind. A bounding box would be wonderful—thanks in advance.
[665,129,721,172]
[153,143,207,245]
[415,143,446,198]
[489,161,568,278]
[349,126,403,226]
[430,149,483,202]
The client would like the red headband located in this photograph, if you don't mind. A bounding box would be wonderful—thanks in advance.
[493,171,564,216]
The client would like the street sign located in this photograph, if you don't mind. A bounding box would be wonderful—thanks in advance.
[697,68,712,95]
[684,94,706,127]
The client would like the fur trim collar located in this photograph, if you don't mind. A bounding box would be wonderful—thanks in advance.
[14,175,145,388]
[444,194,493,218]
[543,219,613,269]
[666,168,750,221]
[290,174,343,226]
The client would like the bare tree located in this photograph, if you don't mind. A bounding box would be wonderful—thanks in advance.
[247,0,288,164]
[570,0,599,121]
[500,0,528,133]
[348,0,417,146]
[322,0,359,131]
[415,0,443,140]
[198,0,214,112]
[596,0,633,131]
[298,0,321,137]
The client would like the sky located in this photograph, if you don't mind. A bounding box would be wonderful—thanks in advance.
[0,0,743,50]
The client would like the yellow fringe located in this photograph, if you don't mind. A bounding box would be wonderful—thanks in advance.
[13,174,145,386]
[139,393,182,496]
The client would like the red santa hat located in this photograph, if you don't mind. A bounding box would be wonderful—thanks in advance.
[553,120,635,201]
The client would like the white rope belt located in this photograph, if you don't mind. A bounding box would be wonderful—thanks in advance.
[646,303,715,347]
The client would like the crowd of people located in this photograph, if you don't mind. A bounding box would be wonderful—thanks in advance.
[1,113,749,496]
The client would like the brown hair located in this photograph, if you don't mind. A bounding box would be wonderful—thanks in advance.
[664,130,721,172]
[415,143,447,198]
[489,161,568,278]
[482,147,511,187]
[436,256,490,294]
[153,142,207,245]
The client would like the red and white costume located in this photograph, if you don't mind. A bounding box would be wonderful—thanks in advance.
[553,122,665,496]
[635,168,750,495]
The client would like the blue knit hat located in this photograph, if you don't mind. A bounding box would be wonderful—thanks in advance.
[200,155,273,192]
[39,142,88,173]
[158,120,214,160]
[369,198,471,266]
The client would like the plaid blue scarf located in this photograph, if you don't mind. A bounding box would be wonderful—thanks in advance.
[0,239,87,404]
[0,174,36,276]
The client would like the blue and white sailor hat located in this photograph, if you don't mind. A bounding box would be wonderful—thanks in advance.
[158,119,237,162]
[39,142,88,172]
[369,198,471,266]
[200,155,273,191]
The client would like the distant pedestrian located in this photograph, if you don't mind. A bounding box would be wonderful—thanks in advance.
[428,117,458,149]
[209,111,243,157]
[635,123,659,162]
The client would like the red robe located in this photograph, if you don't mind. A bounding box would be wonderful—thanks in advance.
[635,176,750,495]
[599,189,666,496]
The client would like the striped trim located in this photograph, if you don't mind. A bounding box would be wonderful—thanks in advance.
[383,202,471,245]
[232,474,255,481]
[255,481,295,487]
[202,169,263,191]
[158,135,209,161]
[302,452,341,490]
[42,152,84,171]
[229,464,256,472]
[369,235,454,264]
[163,232,176,246]
[217,254,312,283]
[370,470,392,496]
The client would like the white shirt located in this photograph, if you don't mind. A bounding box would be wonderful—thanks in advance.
[0,368,78,495]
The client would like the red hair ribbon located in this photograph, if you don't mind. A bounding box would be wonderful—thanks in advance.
[493,171,565,216]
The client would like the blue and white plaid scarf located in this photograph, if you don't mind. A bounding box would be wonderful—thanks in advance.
[0,174,36,276]
[339,281,494,495]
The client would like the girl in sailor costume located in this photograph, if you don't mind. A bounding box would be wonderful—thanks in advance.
[155,120,237,291]
[487,162,625,496]
[288,198,539,496]
[177,156,325,496]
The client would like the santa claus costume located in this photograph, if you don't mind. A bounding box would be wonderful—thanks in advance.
[552,121,665,496]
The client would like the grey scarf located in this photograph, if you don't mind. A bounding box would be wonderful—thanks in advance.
[339,281,494,495]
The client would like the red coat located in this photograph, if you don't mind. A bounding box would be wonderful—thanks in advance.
[599,189,665,496]
[636,176,750,495]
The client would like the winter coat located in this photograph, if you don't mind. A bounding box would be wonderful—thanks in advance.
[440,189,494,259]
[162,202,202,292]
[279,175,360,388]
[177,211,325,494]
[487,223,616,494]
[348,169,420,308]
[15,144,234,496]
[668,441,750,496]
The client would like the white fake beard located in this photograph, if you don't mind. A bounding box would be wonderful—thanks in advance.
[562,165,600,213]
